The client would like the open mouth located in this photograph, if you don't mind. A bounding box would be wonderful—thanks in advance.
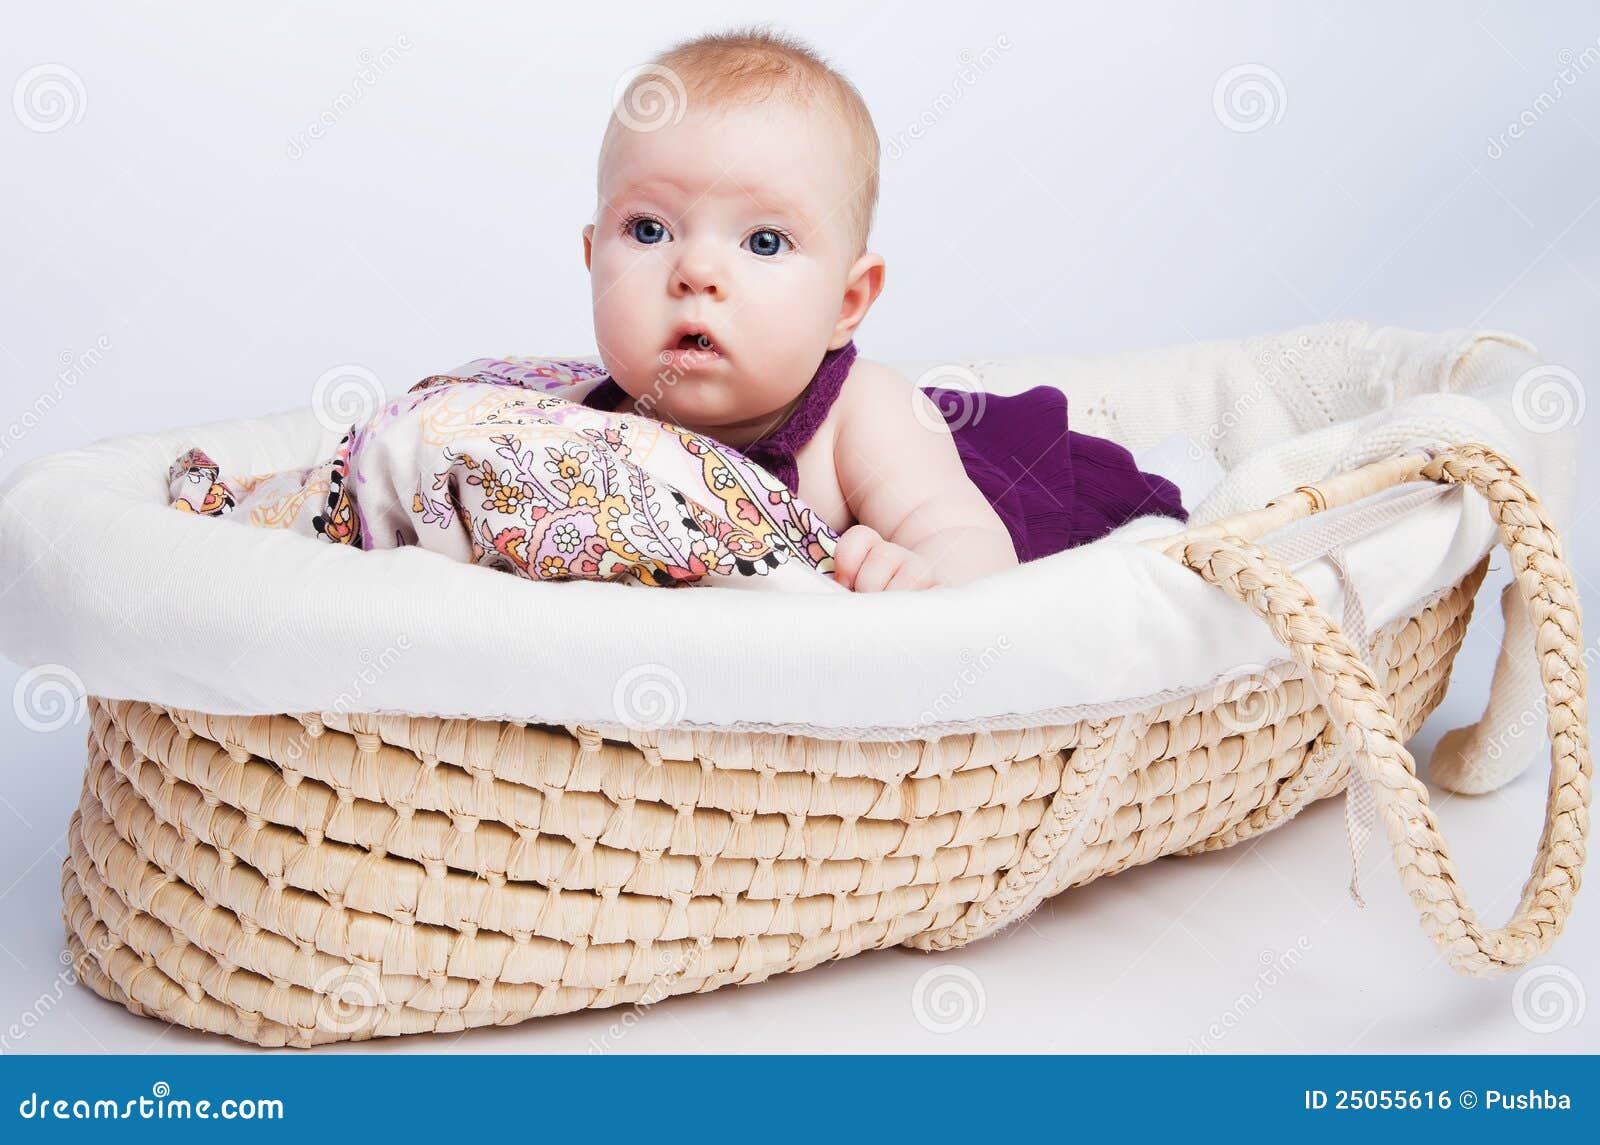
[672,331,718,352]
[662,327,726,369]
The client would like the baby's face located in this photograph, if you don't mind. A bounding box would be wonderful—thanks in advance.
[585,97,866,434]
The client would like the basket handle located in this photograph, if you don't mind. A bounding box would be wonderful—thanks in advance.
[1166,443,1590,976]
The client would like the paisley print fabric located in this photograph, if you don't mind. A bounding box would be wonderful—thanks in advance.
[168,358,841,589]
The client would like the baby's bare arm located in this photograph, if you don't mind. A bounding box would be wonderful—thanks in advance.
[833,361,1019,586]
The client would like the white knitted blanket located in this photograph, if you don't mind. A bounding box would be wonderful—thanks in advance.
[0,322,1575,747]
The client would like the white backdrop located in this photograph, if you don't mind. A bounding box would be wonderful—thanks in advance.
[1,1,1596,1053]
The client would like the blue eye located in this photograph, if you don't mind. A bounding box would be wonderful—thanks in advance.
[627,216,669,244]
[745,228,793,257]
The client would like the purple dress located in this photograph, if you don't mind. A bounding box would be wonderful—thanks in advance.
[579,340,1187,563]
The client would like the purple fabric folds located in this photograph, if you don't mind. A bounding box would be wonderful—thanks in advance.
[931,383,1188,561]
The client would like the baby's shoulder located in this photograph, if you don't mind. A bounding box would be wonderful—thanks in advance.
[834,354,942,437]
[841,353,908,389]
[835,354,917,416]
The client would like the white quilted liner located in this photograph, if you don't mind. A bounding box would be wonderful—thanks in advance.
[0,321,1576,738]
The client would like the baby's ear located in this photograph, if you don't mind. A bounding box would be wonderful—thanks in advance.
[582,224,595,271]
[830,251,886,346]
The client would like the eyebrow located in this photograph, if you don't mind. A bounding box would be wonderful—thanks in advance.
[733,182,813,229]
[614,174,813,229]
[622,176,690,198]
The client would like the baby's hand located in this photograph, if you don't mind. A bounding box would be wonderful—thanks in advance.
[833,524,937,592]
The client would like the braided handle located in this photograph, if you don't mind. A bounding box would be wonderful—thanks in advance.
[1170,443,1590,975]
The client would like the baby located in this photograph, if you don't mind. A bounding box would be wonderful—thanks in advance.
[582,28,1185,592]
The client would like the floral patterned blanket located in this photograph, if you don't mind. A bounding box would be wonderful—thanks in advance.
[167,357,842,589]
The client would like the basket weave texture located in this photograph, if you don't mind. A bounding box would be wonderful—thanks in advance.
[59,443,1590,1046]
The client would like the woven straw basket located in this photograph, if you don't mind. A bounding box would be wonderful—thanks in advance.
[60,442,1590,1047]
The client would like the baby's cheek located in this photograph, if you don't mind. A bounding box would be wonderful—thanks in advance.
[591,267,646,334]
[591,244,645,297]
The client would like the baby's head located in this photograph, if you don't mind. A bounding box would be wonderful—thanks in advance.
[583,27,884,441]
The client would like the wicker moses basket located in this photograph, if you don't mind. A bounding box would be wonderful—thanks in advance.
[1,326,1590,1046]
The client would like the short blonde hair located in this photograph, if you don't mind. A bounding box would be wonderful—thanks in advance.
[601,25,880,255]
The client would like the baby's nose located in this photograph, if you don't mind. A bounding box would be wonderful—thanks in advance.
[670,246,725,299]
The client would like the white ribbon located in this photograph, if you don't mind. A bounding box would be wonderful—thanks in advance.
[1326,546,1376,907]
